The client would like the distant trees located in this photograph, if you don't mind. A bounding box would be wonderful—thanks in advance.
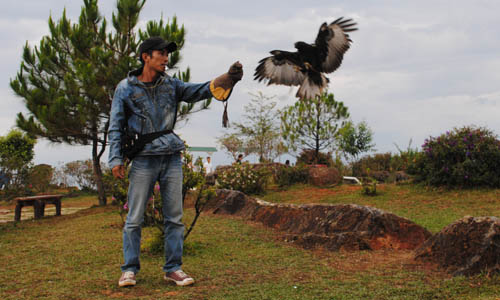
[220,92,286,163]
[0,129,36,191]
[337,120,376,162]
[217,133,251,162]
[28,164,54,193]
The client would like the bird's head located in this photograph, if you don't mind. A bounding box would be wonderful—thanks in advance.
[319,22,328,32]
[294,41,310,52]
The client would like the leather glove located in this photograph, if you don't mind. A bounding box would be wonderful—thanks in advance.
[227,61,243,83]
[210,61,243,101]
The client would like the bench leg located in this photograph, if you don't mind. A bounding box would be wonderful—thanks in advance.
[14,203,22,222]
[55,199,61,216]
[40,202,46,217]
[34,201,43,219]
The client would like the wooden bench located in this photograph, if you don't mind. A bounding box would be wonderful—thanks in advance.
[14,194,64,221]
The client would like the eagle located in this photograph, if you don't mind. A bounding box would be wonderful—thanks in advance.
[254,17,357,100]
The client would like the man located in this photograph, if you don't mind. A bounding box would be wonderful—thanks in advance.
[236,154,243,164]
[108,36,243,287]
[203,156,212,174]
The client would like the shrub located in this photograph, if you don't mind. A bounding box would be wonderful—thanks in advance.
[361,178,377,196]
[392,140,420,174]
[103,168,129,223]
[217,162,270,195]
[28,164,54,193]
[276,164,310,188]
[413,126,500,187]
[351,149,418,182]
[352,153,392,177]
[369,170,390,182]
[296,149,334,166]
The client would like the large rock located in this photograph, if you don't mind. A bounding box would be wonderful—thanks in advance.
[212,189,431,251]
[308,165,341,186]
[414,216,500,276]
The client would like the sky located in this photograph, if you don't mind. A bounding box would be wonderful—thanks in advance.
[2,0,500,169]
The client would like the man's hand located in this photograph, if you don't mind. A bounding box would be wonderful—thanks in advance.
[211,61,244,99]
[112,165,125,179]
[227,61,243,84]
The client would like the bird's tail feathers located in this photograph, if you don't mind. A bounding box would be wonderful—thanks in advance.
[296,74,329,100]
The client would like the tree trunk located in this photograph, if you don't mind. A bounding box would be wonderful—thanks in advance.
[92,137,107,206]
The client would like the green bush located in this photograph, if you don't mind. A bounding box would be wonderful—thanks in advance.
[28,164,54,193]
[351,146,419,182]
[276,164,310,188]
[217,162,270,195]
[361,178,377,196]
[352,153,392,177]
[413,126,500,187]
[391,140,421,174]
[296,149,334,166]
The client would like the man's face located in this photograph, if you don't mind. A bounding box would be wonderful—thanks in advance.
[143,49,169,73]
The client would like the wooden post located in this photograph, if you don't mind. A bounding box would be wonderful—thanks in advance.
[55,197,62,216]
[14,202,22,222]
[34,200,42,219]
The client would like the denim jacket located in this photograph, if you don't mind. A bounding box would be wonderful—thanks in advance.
[108,69,213,168]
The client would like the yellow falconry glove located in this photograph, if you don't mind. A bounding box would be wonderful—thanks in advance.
[210,61,243,101]
[210,61,243,127]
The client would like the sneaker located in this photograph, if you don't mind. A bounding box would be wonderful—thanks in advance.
[118,271,136,287]
[164,270,195,286]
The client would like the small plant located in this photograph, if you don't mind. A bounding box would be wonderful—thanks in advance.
[103,167,129,224]
[392,139,420,173]
[143,149,214,243]
[361,178,377,196]
[217,162,270,195]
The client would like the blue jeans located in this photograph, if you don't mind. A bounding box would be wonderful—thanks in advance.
[121,153,184,274]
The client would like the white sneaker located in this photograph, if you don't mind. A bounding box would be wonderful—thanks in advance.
[118,271,136,287]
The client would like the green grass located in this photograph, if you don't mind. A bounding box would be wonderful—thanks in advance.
[0,185,499,299]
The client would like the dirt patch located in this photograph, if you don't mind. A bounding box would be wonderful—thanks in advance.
[324,249,443,274]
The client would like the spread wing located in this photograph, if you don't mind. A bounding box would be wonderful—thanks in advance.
[316,17,357,74]
[254,50,305,86]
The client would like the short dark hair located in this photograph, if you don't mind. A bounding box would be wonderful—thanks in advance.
[139,49,154,65]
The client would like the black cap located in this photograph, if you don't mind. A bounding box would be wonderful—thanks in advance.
[138,36,177,57]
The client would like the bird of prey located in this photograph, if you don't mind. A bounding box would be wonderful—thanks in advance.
[254,17,357,100]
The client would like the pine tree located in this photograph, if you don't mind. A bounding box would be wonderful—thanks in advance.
[281,92,350,162]
[10,0,210,205]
